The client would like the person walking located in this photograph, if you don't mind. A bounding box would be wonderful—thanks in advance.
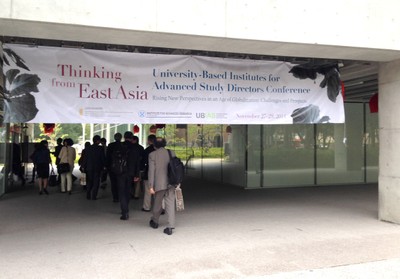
[148,137,176,235]
[78,141,91,191]
[82,135,106,200]
[141,134,156,212]
[106,133,122,202]
[52,138,63,184]
[34,140,52,195]
[117,131,141,221]
[100,137,108,191]
[29,142,40,184]
[132,135,144,199]
[58,138,76,194]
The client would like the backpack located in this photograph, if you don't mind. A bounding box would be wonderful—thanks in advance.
[110,143,128,175]
[167,149,185,187]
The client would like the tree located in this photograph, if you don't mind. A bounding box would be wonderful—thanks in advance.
[35,123,68,150]
[59,124,84,143]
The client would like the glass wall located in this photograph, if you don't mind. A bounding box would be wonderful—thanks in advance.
[0,125,25,194]
[316,103,365,184]
[247,125,262,188]
[261,124,315,187]
[250,103,373,188]
[179,103,377,188]
[179,124,202,179]
[162,123,246,187]
[200,125,223,182]
[222,125,246,187]
[0,125,10,196]
[0,45,6,196]
[86,102,378,190]
[365,109,379,182]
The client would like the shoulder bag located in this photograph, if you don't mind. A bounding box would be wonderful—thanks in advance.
[58,147,70,174]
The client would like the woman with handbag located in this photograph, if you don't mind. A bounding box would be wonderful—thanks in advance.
[58,138,76,194]
[34,140,52,195]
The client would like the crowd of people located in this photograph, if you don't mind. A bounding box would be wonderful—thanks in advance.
[28,132,177,235]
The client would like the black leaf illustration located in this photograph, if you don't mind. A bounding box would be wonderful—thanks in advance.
[7,72,41,96]
[289,63,341,103]
[6,69,20,85]
[291,104,330,124]
[4,69,41,122]
[3,49,30,71]
[2,53,10,66]
[319,68,340,102]
[4,93,39,123]
[289,66,317,80]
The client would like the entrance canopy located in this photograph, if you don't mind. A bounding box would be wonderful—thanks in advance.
[2,44,344,124]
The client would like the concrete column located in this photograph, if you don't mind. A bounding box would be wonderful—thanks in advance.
[378,59,400,224]
[90,124,94,141]
[106,123,111,143]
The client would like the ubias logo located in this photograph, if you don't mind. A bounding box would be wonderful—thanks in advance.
[196,113,217,119]
[138,111,146,118]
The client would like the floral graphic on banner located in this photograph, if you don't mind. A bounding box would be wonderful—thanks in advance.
[289,63,341,123]
[1,48,40,122]
[289,63,341,103]
[290,104,330,124]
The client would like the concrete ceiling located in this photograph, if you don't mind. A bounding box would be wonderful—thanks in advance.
[2,18,400,62]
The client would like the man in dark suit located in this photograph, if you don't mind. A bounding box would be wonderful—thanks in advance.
[106,132,122,202]
[141,134,156,212]
[83,135,106,200]
[148,137,176,235]
[53,138,63,166]
[132,135,144,199]
[117,132,141,220]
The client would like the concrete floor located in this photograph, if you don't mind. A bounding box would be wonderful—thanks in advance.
[1,176,400,279]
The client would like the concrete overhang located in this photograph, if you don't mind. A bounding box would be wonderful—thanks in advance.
[2,18,400,63]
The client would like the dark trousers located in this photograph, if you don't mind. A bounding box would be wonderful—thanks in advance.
[12,163,25,182]
[31,164,36,182]
[86,169,101,199]
[109,172,119,201]
[117,174,131,217]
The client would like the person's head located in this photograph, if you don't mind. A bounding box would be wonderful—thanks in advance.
[133,136,139,144]
[124,131,134,142]
[124,131,133,139]
[67,138,74,146]
[93,135,101,145]
[114,132,122,142]
[100,138,107,146]
[56,138,63,145]
[84,141,91,149]
[154,137,166,149]
[40,140,48,148]
[63,138,73,146]
[147,134,156,146]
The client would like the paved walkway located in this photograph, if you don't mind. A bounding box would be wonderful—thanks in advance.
[1,177,400,279]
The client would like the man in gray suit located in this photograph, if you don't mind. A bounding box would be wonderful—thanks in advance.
[148,137,176,235]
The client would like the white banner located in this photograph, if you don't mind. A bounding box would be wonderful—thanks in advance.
[2,44,344,124]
